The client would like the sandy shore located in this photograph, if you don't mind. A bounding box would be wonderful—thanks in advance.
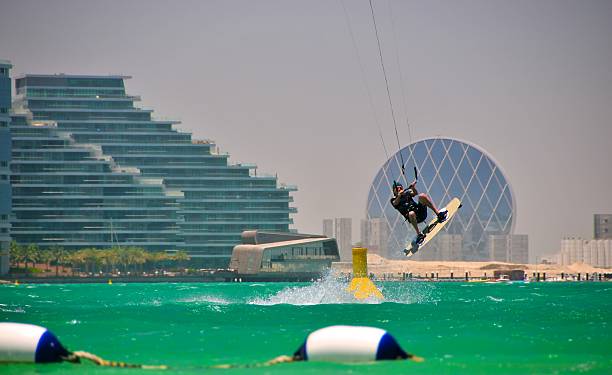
[332,254,610,279]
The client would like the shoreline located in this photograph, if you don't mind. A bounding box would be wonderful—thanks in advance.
[2,255,610,284]
[332,254,612,281]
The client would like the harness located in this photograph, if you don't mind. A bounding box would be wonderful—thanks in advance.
[390,194,418,216]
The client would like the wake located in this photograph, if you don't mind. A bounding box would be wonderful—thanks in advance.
[248,271,436,306]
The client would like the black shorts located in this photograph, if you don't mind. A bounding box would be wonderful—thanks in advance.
[404,204,427,223]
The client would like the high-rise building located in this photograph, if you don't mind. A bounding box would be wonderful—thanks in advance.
[508,234,528,264]
[10,73,296,267]
[0,60,11,275]
[361,218,389,257]
[367,137,515,260]
[323,219,334,239]
[487,235,508,262]
[594,214,611,239]
[334,218,352,261]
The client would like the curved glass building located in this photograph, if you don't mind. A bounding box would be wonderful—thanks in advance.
[366,137,515,260]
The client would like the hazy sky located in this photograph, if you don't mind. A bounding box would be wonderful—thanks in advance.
[1,0,611,260]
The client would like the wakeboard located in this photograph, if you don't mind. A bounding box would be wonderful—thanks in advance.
[403,197,462,257]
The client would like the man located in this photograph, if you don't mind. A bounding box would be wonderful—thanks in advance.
[390,180,447,245]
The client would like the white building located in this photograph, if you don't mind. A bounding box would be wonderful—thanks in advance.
[488,235,508,262]
[334,218,352,262]
[487,234,529,264]
[322,219,334,239]
[414,233,463,261]
[322,217,352,261]
[361,218,389,258]
[560,237,612,268]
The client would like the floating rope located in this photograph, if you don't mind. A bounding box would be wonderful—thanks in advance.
[64,351,168,370]
[211,355,295,369]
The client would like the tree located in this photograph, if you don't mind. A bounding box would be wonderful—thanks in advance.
[9,241,24,268]
[127,247,147,275]
[116,247,130,274]
[99,248,119,274]
[24,243,40,270]
[147,251,170,272]
[171,250,190,270]
[39,249,53,272]
[80,248,102,274]
[49,246,68,277]
[69,250,87,276]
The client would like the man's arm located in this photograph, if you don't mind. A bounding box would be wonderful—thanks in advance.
[392,184,411,205]
[408,180,418,196]
[391,194,401,206]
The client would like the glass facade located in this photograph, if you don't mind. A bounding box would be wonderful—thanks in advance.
[230,231,340,276]
[366,137,515,260]
[259,241,339,273]
[0,60,12,275]
[10,74,296,267]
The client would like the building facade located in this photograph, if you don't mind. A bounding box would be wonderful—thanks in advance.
[559,237,611,268]
[0,60,11,275]
[367,137,521,260]
[334,218,352,261]
[230,230,340,280]
[508,234,529,264]
[322,217,352,261]
[361,218,389,257]
[488,234,529,264]
[322,219,333,239]
[10,73,296,267]
[594,214,611,239]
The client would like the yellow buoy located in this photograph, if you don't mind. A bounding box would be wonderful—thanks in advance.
[107,279,112,285]
[347,247,383,300]
[14,280,19,286]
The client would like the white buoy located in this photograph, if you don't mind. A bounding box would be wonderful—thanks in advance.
[293,325,416,362]
[0,323,69,363]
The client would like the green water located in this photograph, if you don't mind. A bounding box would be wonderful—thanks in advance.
[1,278,611,374]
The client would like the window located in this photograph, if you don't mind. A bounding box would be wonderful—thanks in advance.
[0,108,6,114]
[0,121,6,127]
[0,161,6,167]
[0,175,6,180]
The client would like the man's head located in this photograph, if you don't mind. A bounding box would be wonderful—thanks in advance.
[393,181,403,196]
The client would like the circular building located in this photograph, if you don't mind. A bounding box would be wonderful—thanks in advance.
[366,137,515,260]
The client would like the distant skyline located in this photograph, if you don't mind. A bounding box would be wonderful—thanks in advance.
[1,0,611,261]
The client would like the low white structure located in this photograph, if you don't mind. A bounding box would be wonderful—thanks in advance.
[559,237,612,268]
[230,231,340,280]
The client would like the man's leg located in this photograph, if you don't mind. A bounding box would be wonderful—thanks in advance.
[407,211,426,244]
[418,193,447,222]
[407,211,420,234]
[417,193,440,215]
